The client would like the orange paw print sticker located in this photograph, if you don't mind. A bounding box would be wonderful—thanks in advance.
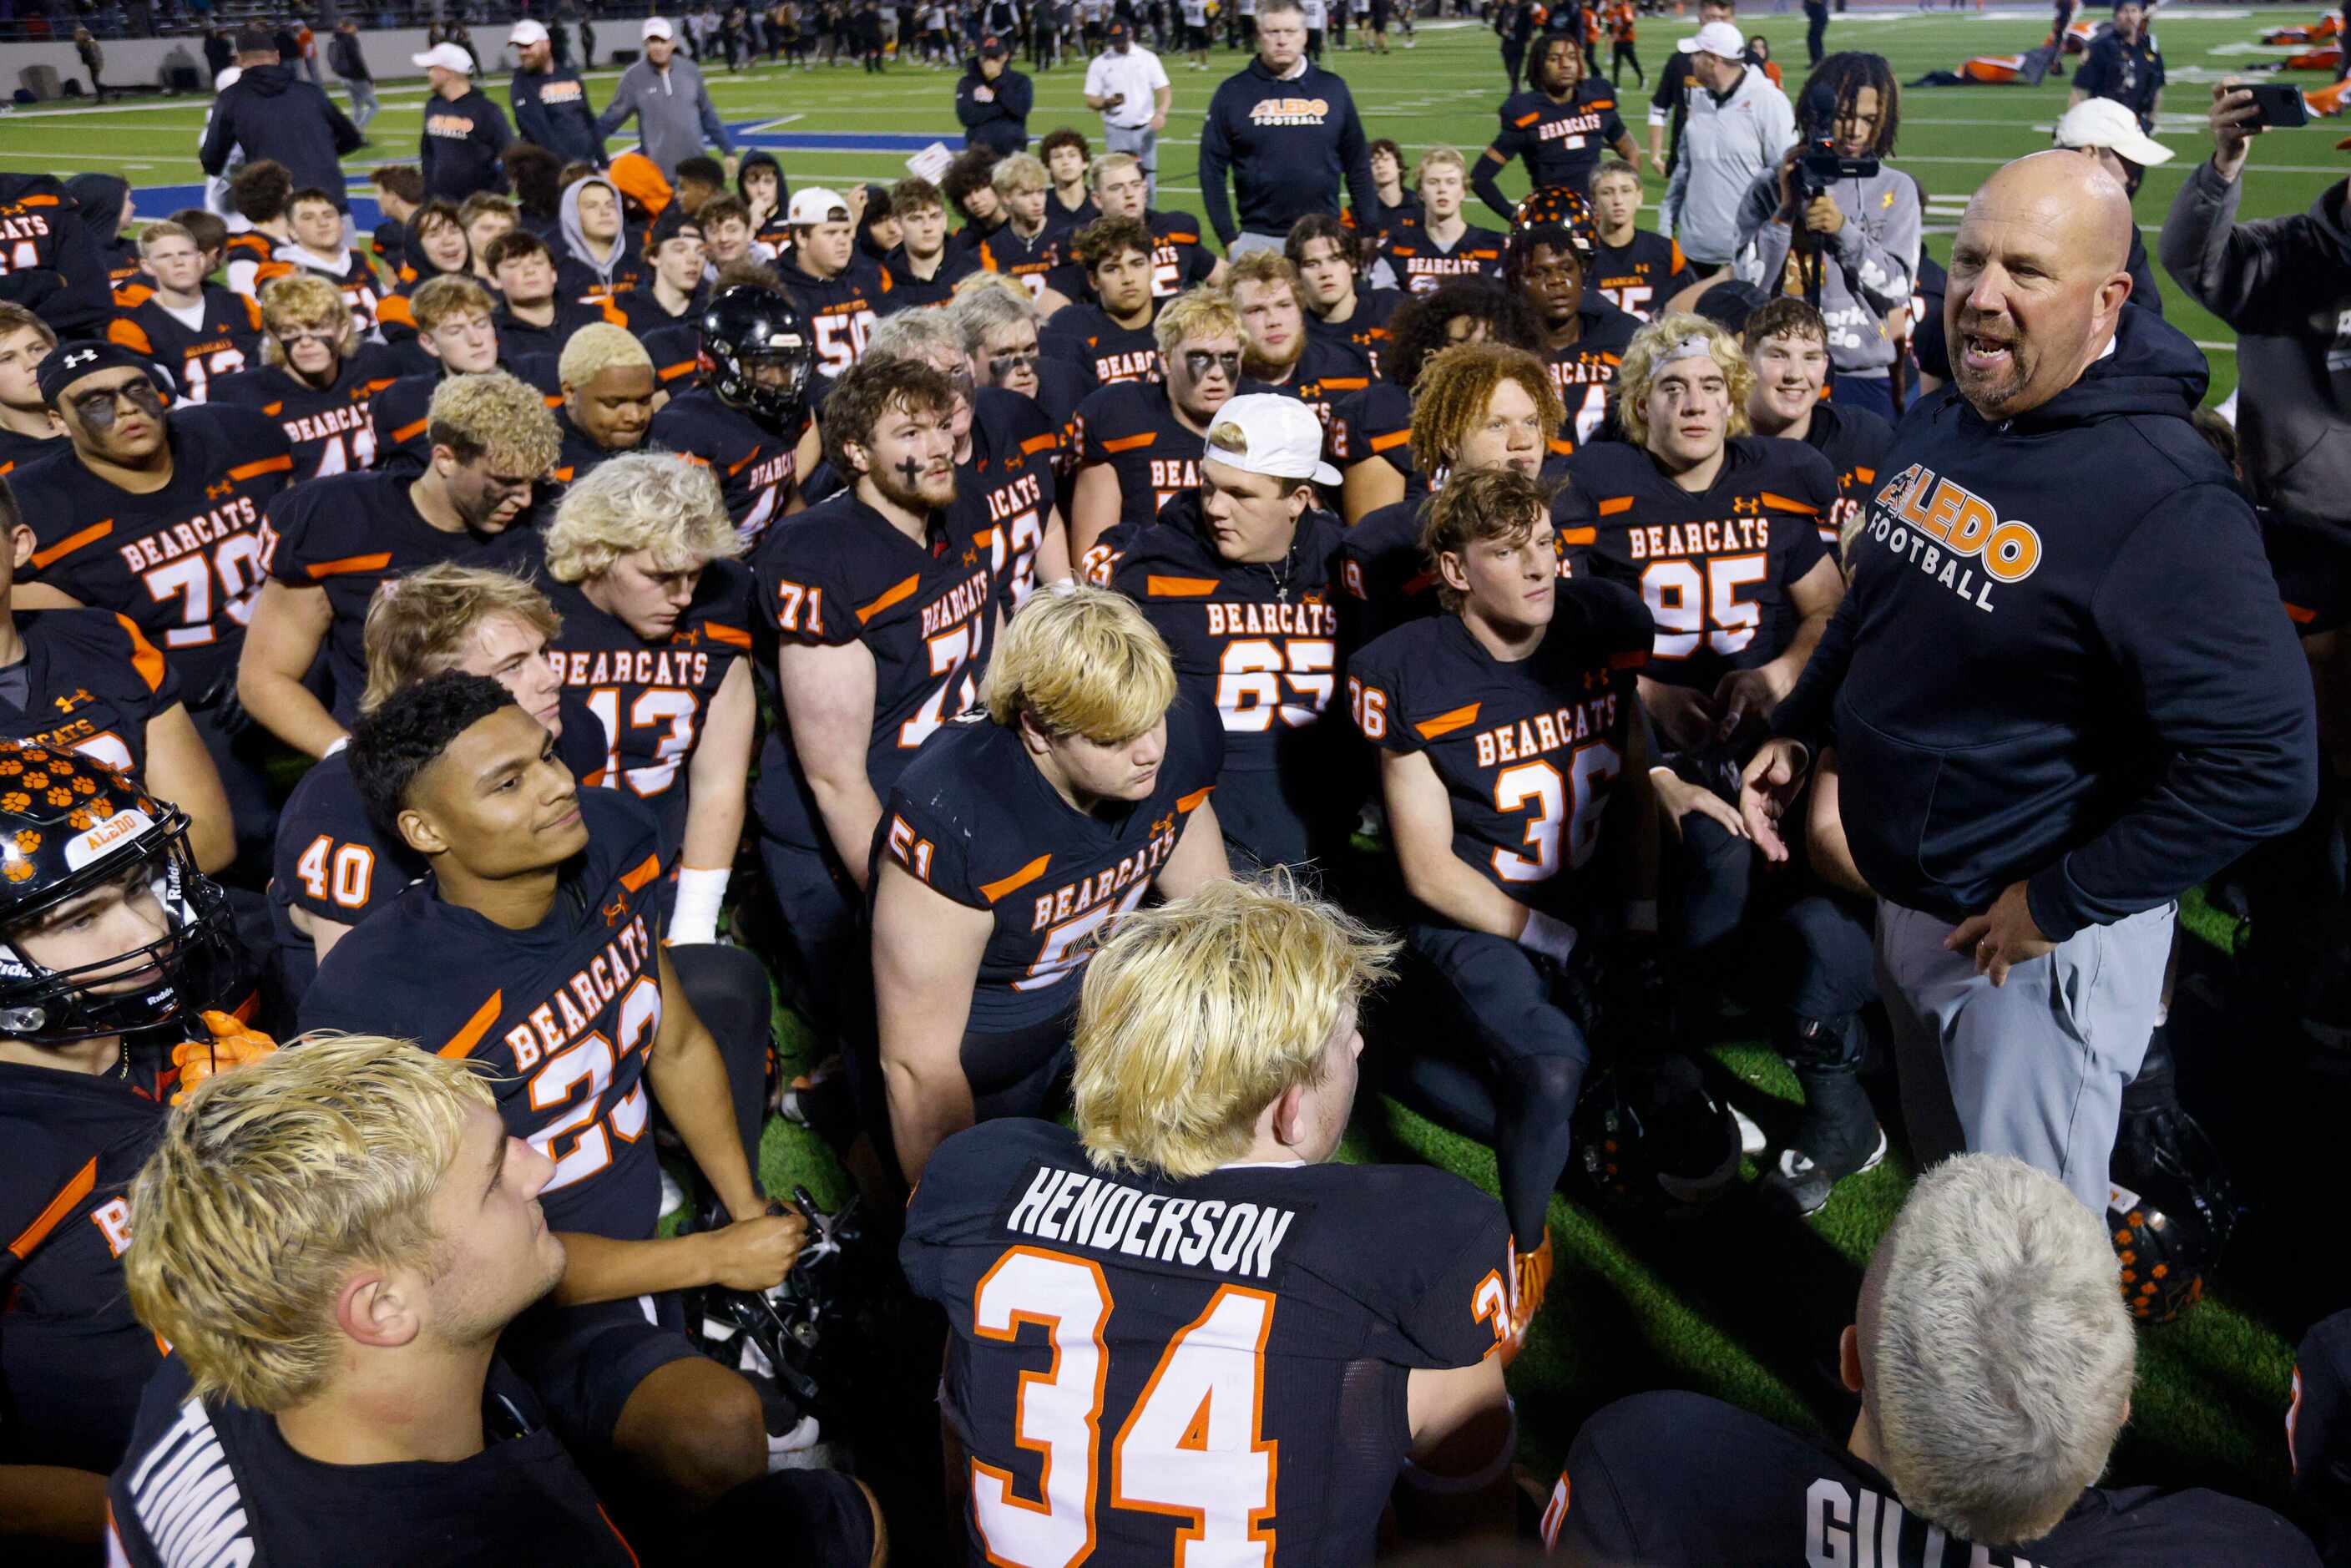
[44,788,71,807]
[89,799,114,820]
[1,792,26,813]
[66,809,90,830]
[3,861,32,882]
[13,831,38,854]
[0,760,21,776]
[21,772,48,791]
[69,776,94,796]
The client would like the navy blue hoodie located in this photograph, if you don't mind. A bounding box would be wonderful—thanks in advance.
[1772,306,2317,940]
[1197,58,1376,245]
[198,63,366,212]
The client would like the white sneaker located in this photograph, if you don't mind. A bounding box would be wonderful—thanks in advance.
[1731,1105,1766,1159]
[765,1414,833,1471]
[659,1167,688,1219]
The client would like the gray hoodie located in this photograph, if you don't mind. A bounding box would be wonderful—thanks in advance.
[558,176,628,287]
[1733,163,1920,377]
[594,53,732,177]
[2159,162,2351,534]
[1660,63,1797,269]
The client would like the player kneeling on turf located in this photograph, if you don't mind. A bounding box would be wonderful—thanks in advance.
[902,875,1517,1562]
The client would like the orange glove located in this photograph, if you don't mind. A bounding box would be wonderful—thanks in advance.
[170,1010,278,1105]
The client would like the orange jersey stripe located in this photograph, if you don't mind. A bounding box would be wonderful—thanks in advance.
[8,1156,97,1260]
[31,519,114,570]
[307,552,393,579]
[1414,701,1482,741]
[857,574,923,625]
[438,990,506,1059]
[978,853,1054,904]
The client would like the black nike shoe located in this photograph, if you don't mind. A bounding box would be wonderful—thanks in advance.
[1762,1065,1886,1216]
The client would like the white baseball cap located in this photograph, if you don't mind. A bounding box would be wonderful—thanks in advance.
[412,42,473,73]
[2053,96,2175,167]
[508,19,549,46]
[642,16,675,38]
[1202,395,1342,488]
[786,186,852,225]
[1677,20,1747,58]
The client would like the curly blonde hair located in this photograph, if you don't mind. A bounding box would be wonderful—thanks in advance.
[1614,311,1754,448]
[258,273,354,367]
[426,367,562,474]
[1408,341,1565,477]
[543,452,740,584]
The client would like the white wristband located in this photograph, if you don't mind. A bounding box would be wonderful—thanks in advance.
[669,865,731,947]
[1518,909,1578,965]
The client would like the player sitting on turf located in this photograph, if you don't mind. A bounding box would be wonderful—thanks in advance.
[369,276,564,476]
[1543,1152,2322,1565]
[1348,466,1658,1345]
[240,368,559,757]
[1087,393,1352,871]
[1068,286,1250,555]
[1509,221,1638,454]
[648,285,818,544]
[0,749,262,1553]
[871,584,1228,1186]
[307,670,811,1513]
[105,220,262,406]
[902,875,1519,1561]
[113,1033,883,1568]
[552,323,659,482]
[1586,157,1693,321]
[210,273,403,483]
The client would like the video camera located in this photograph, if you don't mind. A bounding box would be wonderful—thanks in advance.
[1797,143,1880,198]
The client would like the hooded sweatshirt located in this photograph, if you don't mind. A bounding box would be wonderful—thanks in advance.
[1197,55,1378,244]
[511,62,606,169]
[2159,165,2351,539]
[1733,162,1919,378]
[1772,306,2318,940]
[955,60,1034,155]
[556,177,643,293]
[419,83,514,203]
[198,62,366,211]
[1660,63,1796,269]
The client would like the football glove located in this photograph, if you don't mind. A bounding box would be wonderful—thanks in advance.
[170,1010,278,1105]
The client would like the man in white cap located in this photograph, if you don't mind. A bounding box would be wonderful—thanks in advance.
[776,185,887,380]
[2054,95,2172,315]
[1084,392,1355,870]
[508,18,606,169]
[416,42,515,203]
[597,18,737,180]
[1661,18,1795,272]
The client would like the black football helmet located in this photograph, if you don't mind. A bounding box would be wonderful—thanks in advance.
[700,286,816,427]
[1576,1053,1742,1210]
[682,1186,866,1426]
[1511,184,1600,258]
[0,742,245,1044]
[2108,1108,2241,1323]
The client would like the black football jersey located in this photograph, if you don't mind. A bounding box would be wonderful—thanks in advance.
[1070,378,1218,534]
[549,408,634,486]
[107,282,262,404]
[1041,302,1164,389]
[1327,380,1419,499]
[776,258,889,381]
[1378,221,1509,297]
[544,559,753,860]
[640,321,705,392]
[0,1051,170,1474]
[1487,83,1629,205]
[209,345,406,482]
[1142,209,1221,300]
[902,1117,1513,1568]
[0,422,61,479]
[1350,588,1650,922]
[277,244,389,336]
[963,386,1064,611]
[220,229,296,304]
[261,470,545,723]
[0,609,180,779]
[1305,286,1404,381]
[370,357,564,477]
[751,490,995,852]
[977,224,1072,308]
[1546,1390,2323,1567]
[648,386,809,546]
[1252,336,1376,424]
[491,296,629,362]
[877,701,1221,1031]
[1565,436,1836,691]
[1546,301,1640,455]
[876,246,980,313]
[107,1355,639,1568]
[12,403,293,702]
[1590,229,1692,321]
[1799,397,1896,552]
[1339,483,1595,650]
[616,281,708,337]
[300,788,670,1242]
[1089,492,1348,781]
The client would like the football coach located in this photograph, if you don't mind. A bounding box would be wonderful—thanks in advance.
[1739,150,2316,1211]
[1197,0,1377,257]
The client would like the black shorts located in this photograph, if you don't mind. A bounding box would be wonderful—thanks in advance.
[1369,0,1389,24]
[1188,21,1211,43]
[501,1294,700,1453]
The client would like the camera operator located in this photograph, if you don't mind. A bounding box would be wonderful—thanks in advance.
[1733,52,1917,421]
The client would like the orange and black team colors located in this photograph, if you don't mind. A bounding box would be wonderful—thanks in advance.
[650,384,810,545]
[210,341,406,482]
[963,386,1064,610]
[1378,222,1510,296]
[901,1116,1513,1566]
[369,356,564,477]
[107,281,262,404]
[0,609,180,776]
[1590,230,1694,321]
[1069,378,1236,534]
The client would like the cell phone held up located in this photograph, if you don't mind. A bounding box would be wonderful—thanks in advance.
[2243,82,2311,130]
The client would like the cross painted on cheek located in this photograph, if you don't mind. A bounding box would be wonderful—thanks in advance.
[897,454,924,490]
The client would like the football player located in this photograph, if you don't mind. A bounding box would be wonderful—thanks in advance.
[552,323,658,482]
[1511,222,1638,455]
[616,205,710,346]
[1587,157,1693,320]
[1088,149,1225,301]
[541,453,754,938]
[8,343,293,849]
[0,751,255,1545]
[1741,296,1893,556]
[1068,286,1250,557]
[902,876,1518,1560]
[104,220,262,406]
[1039,215,1165,387]
[1087,395,1351,870]
[1348,466,1658,1339]
[487,230,627,361]
[876,176,981,313]
[647,285,817,544]
[1340,341,1570,647]
[872,585,1227,1184]
[210,272,402,483]
[0,304,60,478]
[273,184,387,336]
[777,186,890,382]
[1545,1154,2319,1565]
[1378,148,1511,297]
[1229,250,1375,418]
[310,672,804,1512]
[1329,277,1545,524]
[951,275,1093,430]
[0,172,114,338]
[753,357,993,1034]
[370,275,564,477]
[220,163,301,306]
[1474,30,1640,227]
[374,199,476,357]
[240,369,559,757]
[974,154,1075,313]
[1289,212,1406,378]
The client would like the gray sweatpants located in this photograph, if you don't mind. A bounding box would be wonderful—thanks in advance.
[1875,898,2172,1211]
